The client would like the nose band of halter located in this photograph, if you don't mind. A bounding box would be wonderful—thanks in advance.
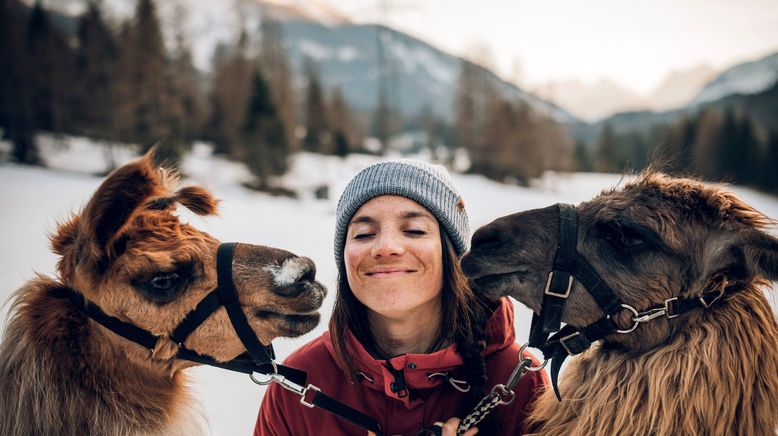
[66,243,303,382]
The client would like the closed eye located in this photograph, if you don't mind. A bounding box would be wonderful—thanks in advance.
[596,221,650,253]
[353,233,374,240]
[404,229,426,236]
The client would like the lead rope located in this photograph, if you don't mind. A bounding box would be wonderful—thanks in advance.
[455,344,547,435]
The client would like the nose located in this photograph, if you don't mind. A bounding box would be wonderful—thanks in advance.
[271,256,317,298]
[371,231,405,258]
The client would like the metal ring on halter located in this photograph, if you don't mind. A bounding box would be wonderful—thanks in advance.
[610,304,640,334]
[249,360,279,385]
[518,343,549,371]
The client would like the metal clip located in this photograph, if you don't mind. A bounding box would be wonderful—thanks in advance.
[271,374,321,408]
[490,384,516,406]
[633,307,667,323]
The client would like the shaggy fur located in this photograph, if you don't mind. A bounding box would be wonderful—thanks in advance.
[0,152,325,435]
[463,171,778,435]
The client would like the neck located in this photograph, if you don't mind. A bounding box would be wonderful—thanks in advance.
[0,277,196,436]
[526,285,778,435]
[367,297,443,357]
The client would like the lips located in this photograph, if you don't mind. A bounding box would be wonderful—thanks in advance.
[365,267,417,277]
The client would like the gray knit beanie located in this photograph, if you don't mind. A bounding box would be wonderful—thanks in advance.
[334,159,470,267]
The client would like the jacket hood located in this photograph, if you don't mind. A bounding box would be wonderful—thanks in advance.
[322,298,516,407]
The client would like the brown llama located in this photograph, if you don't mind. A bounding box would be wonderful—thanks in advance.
[0,153,326,436]
[462,172,778,435]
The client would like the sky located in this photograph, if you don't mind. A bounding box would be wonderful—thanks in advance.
[328,0,778,96]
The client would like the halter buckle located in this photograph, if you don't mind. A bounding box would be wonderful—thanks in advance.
[559,331,583,355]
[544,272,573,298]
[664,297,679,319]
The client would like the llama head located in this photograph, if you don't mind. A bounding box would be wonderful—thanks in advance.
[463,172,778,351]
[49,151,325,364]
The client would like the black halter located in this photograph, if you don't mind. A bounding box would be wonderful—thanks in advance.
[67,242,383,435]
[67,243,297,377]
[530,204,728,400]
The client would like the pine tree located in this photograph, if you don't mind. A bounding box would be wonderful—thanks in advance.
[117,0,180,162]
[25,1,76,135]
[594,124,624,173]
[205,32,253,156]
[329,86,353,157]
[302,58,330,153]
[1,0,39,164]
[762,130,778,192]
[260,16,297,150]
[241,70,290,188]
[76,1,118,141]
[690,107,724,180]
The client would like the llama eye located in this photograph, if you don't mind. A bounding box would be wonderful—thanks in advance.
[150,273,180,290]
[598,222,646,251]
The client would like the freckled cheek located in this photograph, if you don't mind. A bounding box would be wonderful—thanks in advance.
[343,244,366,287]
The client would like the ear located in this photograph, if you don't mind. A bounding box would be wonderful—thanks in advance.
[81,153,166,256]
[741,229,778,281]
[174,186,219,216]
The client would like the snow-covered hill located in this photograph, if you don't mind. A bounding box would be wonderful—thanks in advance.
[1,137,776,434]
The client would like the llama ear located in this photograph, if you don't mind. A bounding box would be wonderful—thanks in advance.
[174,186,219,216]
[82,152,165,252]
[741,229,778,281]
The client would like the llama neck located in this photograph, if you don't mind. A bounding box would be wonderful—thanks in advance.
[527,286,778,435]
[0,277,197,436]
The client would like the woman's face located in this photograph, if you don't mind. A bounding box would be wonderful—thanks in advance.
[344,195,444,320]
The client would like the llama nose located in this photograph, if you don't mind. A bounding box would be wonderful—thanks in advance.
[271,257,317,298]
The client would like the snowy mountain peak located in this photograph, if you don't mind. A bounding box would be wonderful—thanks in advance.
[689,52,778,106]
[254,0,353,26]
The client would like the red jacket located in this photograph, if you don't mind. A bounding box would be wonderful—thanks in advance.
[255,298,548,435]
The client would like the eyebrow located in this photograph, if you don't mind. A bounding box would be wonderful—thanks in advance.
[349,210,436,226]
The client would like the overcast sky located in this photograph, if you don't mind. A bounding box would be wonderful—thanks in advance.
[329,0,778,95]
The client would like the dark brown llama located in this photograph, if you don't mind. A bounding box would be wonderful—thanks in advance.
[0,153,326,435]
[462,172,778,435]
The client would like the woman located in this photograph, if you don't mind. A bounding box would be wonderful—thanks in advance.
[255,160,547,435]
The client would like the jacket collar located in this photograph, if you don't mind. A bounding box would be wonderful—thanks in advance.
[322,298,516,407]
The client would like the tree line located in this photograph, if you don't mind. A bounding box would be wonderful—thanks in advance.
[590,83,778,194]
[454,59,576,184]
[3,0,774,195]
[0,0,358,190]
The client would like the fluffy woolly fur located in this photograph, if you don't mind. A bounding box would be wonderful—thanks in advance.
[465,171,778,435]
[526,283,778,435]
[0,151,325,435]
[0,277,199,436]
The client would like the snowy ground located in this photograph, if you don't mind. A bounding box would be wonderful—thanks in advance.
[1,136,777,435]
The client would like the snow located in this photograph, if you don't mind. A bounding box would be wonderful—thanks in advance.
[690,53,778,106]
[1,136,776,434]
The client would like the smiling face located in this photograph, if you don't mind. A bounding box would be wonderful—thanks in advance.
[344,195,444,321]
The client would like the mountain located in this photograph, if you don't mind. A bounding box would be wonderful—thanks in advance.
[276,20,577,123]
[534,79,648,123]
[537,65,718,123]
[647,64,717,111]
[572,51,778,144]
[689,52,778,106]
[36,0,578,124]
